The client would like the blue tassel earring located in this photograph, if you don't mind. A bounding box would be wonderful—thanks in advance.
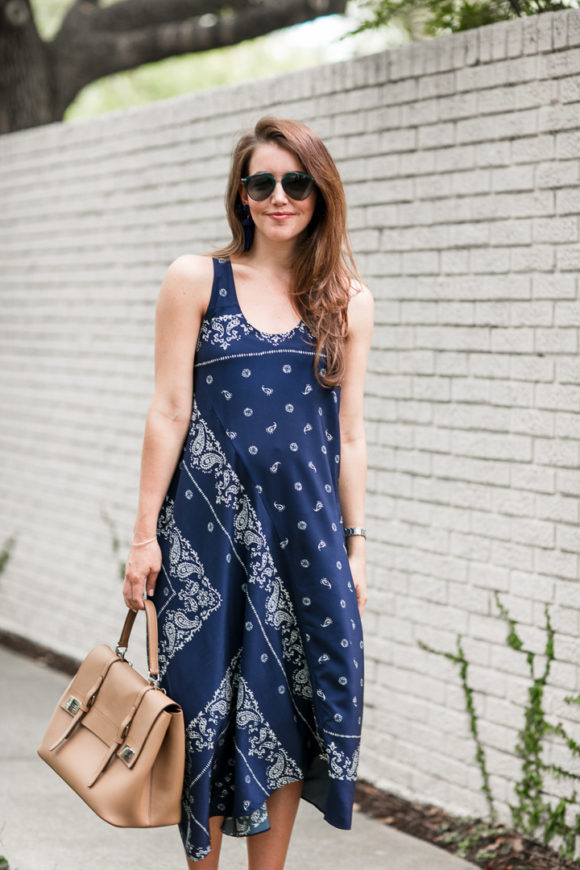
[242,204,254,252]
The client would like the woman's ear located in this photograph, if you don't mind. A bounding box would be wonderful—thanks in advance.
[238,181,247,207]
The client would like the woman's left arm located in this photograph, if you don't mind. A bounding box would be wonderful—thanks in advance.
[337,283,374,617]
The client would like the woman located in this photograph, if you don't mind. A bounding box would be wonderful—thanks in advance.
[122,117,373,869]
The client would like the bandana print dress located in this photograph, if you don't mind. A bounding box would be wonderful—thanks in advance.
[153,257,364,861]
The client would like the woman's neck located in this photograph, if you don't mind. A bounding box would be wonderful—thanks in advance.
[243,234,297,275]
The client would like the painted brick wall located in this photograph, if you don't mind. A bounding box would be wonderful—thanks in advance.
[1,9,579,826]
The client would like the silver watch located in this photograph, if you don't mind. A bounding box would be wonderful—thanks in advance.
[344,526,367,538]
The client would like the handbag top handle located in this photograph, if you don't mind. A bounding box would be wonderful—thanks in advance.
[116,600,160,686]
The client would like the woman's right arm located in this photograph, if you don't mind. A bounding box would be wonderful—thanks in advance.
[122,254,213,612]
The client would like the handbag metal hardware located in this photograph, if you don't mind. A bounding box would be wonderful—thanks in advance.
[119,744,135,765]
[64,695,82,716]
[114,646,133,668]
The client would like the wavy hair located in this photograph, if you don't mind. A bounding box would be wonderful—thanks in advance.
[212,117,360,388]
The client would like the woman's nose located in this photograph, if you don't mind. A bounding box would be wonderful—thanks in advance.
[271,180,289,203]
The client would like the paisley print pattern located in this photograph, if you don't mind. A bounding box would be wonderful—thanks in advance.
[153,258,364,861]
[188,648,302,789]
[156,500,222,678]
[186,401,312,699]
[197,311,312,350]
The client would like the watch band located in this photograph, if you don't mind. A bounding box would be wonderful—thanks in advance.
[344,526,367,538]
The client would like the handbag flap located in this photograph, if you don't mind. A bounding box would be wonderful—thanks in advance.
[58,645,118,714]
[75,652,181,769]
[117,688,182,769]
[82,655,150,741]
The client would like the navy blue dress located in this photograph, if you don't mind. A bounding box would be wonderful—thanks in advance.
[153,258,364,861]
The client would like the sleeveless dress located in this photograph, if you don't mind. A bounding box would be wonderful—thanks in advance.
[153,258,364,862]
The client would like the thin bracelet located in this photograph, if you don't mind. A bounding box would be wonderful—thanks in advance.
[131,535,158,547]
[344,527,367,538]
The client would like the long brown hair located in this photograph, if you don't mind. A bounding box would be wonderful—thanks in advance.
[212,117,360,388]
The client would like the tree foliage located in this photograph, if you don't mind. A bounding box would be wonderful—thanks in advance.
[351,0,578,37]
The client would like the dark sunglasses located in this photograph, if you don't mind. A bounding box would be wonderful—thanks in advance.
[241,172,316,202]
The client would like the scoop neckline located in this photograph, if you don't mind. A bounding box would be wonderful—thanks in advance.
[224,259,304,339]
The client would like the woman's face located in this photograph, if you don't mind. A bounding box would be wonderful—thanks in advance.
[240,142,317,249]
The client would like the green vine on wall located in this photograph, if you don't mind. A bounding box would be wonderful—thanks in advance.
[418,634,497,822]
[494,592,555,840]
[421,592,580,861]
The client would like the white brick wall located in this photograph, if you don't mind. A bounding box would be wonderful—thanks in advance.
[1,8,579,826]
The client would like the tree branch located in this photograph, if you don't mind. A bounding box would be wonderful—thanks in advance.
[51,0,347,114]
[113,0,348,64]
[58,0,250,35]
[506,0,522,16]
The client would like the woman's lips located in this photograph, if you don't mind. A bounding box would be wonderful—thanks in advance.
[267,212,294,220]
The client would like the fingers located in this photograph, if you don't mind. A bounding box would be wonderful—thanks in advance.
[347,552,367,617]
[125,596,144,613]
[122,574,146,612]
[122,543,162,611]
[355,583,368,618]
[145,568,160,599]
[123,544,162,611]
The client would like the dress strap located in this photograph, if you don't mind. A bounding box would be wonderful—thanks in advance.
[205,258,238,320]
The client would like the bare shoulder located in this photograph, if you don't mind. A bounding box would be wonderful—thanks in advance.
[166,253,214,284]
[346,280,374,336]
[157,254,214,318]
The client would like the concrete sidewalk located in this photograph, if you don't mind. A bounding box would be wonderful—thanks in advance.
[0,646,474,870]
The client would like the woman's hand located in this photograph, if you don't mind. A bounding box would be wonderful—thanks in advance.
[122,541,162,612]
[348,547,368,618]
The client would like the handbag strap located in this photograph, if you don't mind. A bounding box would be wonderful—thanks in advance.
[116,600,160,685]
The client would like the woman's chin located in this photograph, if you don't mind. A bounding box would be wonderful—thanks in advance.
[256,226,306,246]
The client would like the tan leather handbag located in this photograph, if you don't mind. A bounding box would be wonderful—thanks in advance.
[38,600,185,827]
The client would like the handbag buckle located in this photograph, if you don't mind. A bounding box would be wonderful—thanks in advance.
[119,744,135,765]
[64,695,82,716]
